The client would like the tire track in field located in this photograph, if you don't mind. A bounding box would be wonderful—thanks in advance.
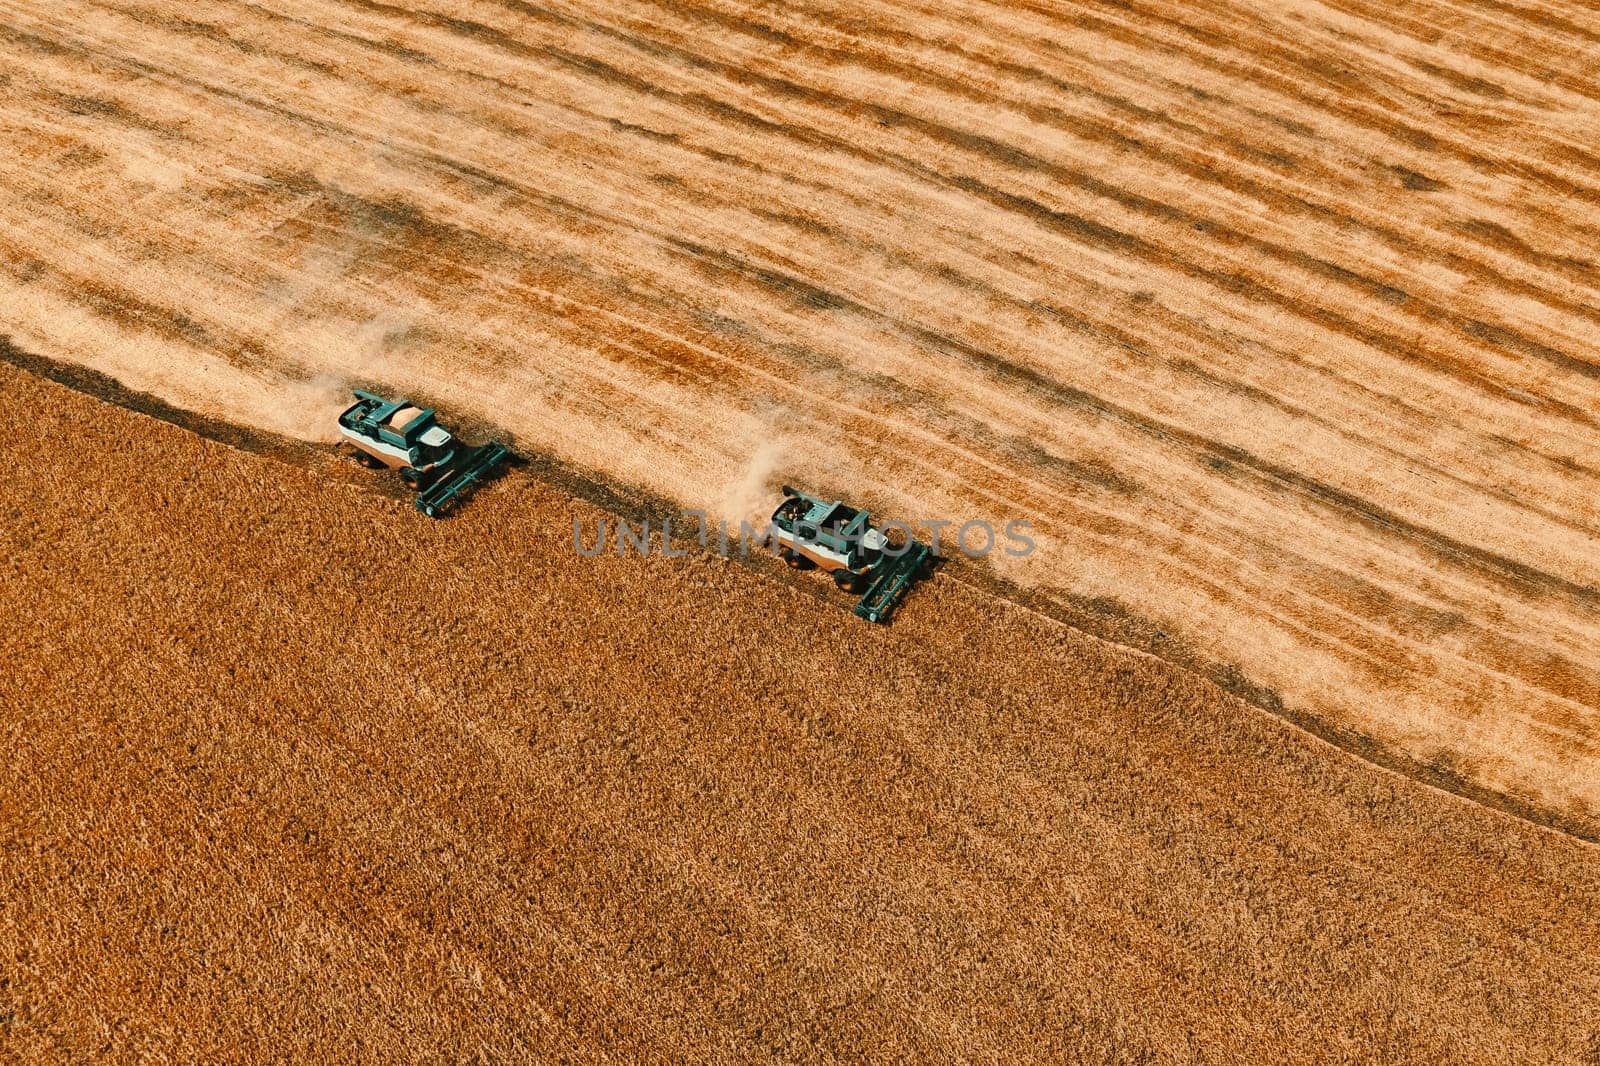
[625,0,1600,320]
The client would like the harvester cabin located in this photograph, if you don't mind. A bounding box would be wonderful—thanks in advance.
[778,496,870,554]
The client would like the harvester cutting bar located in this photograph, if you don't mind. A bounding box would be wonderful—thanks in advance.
[854,541,934,624]
[415,443,509,518]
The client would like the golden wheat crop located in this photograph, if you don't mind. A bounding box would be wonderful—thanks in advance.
[2,362,1598,1063]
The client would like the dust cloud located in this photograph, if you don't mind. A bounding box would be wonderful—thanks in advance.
[713,436,788,527]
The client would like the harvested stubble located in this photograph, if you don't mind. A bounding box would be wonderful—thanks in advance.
[1,362,1599,1064]
[1,0,1598,830]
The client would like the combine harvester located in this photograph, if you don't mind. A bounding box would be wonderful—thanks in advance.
[337,390,509,517]
[768,485,935,623]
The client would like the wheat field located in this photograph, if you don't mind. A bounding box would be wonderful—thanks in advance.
[0,4,1597,828]
[3,361,1599,1062]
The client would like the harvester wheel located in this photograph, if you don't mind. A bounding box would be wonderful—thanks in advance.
[834,570,864,593]
[782,550,814,570]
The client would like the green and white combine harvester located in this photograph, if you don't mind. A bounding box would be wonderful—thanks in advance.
[768,485,935,623]
[337,390,509,517]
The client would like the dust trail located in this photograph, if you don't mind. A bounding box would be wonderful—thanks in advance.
[249,177,418,442]
[254,372,349,442]
[250,312,414,443]
[714,436,787,526]
[251,312,410,443]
